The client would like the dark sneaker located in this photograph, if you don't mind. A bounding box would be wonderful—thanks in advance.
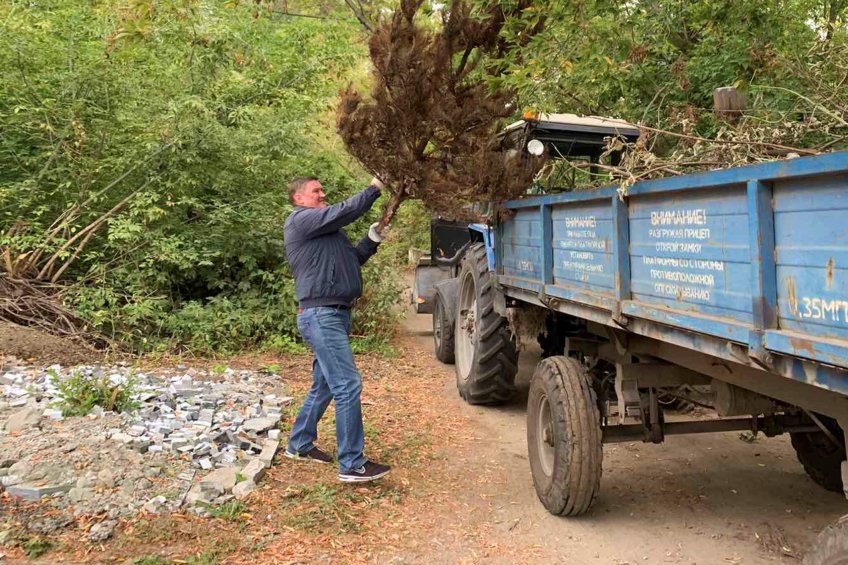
[338,460,391,483]
[284,446,333,464]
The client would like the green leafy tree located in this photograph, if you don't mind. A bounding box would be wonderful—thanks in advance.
[488,0,845,136]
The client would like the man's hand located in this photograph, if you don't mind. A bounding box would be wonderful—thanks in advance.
[369,176,385,191]
[368,222,388,243]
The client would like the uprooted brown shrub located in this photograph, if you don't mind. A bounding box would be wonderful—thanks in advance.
[337,0,545,224]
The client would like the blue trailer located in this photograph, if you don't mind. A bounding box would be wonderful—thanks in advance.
[416,114,848,528]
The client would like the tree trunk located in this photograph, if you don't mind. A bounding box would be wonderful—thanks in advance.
[714,86,746,123]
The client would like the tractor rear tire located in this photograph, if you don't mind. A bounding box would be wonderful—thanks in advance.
[527,356,603,516]
[454,243,518,405]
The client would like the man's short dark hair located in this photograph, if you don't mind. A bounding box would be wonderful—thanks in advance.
[289,176,318,203]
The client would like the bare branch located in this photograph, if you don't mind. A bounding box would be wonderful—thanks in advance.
[344,0,374,32]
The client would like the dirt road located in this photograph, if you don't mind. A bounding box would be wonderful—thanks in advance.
[401,308,848,564]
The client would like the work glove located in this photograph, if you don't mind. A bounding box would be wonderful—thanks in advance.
[370,176,385,190]
[368,222,387,243]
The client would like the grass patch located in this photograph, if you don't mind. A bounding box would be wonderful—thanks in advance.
[263,334,308,355]
[277,399,301,435]
[260,363,281,374]
[351,336,398,356]
[50,368,140,416]
[22,536,53,559]
[363,419,382,447]
[281,484,361,533]
[206,500,249,521]
[280,483,405,534]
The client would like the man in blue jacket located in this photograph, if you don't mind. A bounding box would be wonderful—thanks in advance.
[282,176,391,482]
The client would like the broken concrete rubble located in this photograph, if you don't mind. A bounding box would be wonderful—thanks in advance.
[242,458,266,484]
[200,466,239,496]
[232,479,257,500]
[5,482,72,501]
[0,356,296,535]
[4,407,42,433]
[87,519,117,542]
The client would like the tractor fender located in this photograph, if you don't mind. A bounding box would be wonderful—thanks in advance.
[434,278,461,327]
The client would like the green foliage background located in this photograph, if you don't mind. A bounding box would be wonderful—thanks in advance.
[490,0,848,138]
[1,0,402,354]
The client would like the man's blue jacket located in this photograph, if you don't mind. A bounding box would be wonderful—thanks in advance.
[283,185,381,309]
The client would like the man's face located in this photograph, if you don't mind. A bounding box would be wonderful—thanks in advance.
[293,180,327,208]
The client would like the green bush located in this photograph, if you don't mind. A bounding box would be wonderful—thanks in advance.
[352,258,405,347]
[51,369,140,417]
[379,199,432,266]
[1,1,405,355]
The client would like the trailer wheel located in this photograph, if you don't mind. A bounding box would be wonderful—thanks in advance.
[803,513,848,565]
[791,417,845,493]
[527,356,603,516]
[455,243,518,404]
[433,293,455,364]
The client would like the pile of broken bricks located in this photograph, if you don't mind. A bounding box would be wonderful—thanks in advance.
[0,358,299,534]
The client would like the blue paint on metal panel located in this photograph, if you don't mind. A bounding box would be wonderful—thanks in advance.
[500,278,848,398]
[628,186,752,320]
[500,209,542,279]
[773,173,848,342]
[469,223,495,270]
[628,314,848,399]
[613,196,632,303]
[777,354,848,397]
[495,151,848,388]
[498,275,544,294]
[551,200,615,290]
[776,268,848,339]
[622,302,748,342]
[765,330,848,370]
[545,284,616,310]
[747,180,778,361]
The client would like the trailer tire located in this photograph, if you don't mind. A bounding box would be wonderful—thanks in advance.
[433,293,455,364]
[527,356,603,516]
[791,417,845,493]
[803,513,848,565]
[454,243,518,404]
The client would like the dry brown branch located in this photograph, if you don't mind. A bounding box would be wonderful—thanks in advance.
[37,181,148,280]
[638,124,819,156]
[0,273,113,349]
[337,0,546,224]
[50,227,97,283]
[343,0,374,32]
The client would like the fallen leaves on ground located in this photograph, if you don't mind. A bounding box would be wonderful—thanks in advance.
[13,334,525,564]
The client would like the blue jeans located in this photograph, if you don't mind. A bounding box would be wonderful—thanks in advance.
[287,306,367,472]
